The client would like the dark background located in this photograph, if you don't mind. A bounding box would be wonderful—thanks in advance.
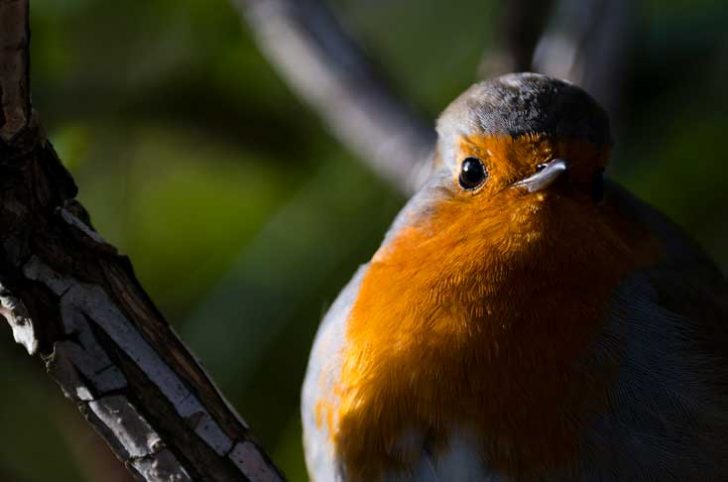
[0,0,726,480]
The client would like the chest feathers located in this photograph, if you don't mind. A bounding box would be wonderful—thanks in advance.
[318,193,656,480]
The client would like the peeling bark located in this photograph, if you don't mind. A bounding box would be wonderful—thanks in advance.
[0,0,31,142]
[0,3,284,481]
[0,121,285,482]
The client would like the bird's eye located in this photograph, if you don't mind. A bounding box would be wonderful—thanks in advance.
[535,163,548,172]
[459,157,487,190]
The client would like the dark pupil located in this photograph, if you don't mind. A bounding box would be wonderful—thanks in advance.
[459,157,486,189]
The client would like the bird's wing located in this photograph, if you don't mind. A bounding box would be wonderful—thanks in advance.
[606,180,728,339]
[583,182,728,478]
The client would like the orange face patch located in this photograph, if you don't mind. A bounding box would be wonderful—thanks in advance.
[453,133,609,198]
[320,135,658,480]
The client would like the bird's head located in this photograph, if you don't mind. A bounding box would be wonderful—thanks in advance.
[433,72,611,209]
[372,73,616,275]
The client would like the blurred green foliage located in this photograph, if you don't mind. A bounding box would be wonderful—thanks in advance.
[0,0,726,480]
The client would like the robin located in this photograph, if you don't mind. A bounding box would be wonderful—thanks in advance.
[302,73,728,481]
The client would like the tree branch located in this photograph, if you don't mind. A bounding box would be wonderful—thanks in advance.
[234,0,436,195]
[0,4,283,482]
[235,0,631,196]
[531,0,632,117]
[479,0,555,78]
[0,0,31,141]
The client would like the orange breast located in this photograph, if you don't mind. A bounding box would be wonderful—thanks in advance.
[319,136,660,480]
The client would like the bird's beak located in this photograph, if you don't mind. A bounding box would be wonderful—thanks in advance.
[513,159,568,192]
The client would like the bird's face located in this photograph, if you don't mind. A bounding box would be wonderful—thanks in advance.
[431,132,609,241]
[413,73,613,259]
[373,74,614,275]
[439,132,607,206]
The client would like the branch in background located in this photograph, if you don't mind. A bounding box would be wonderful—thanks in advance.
[234,0,436,195]
[531,0,633,117]
[236,0,632,197]
[479,0,555,78]
[0,4,283,482]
